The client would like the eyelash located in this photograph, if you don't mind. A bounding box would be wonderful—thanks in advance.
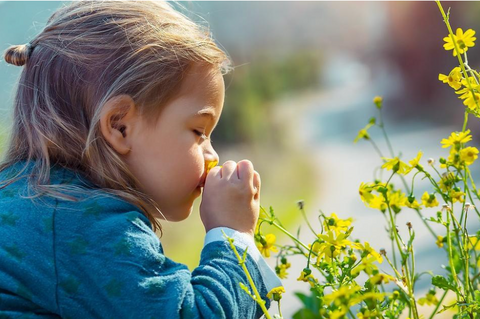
[194,130,212,143]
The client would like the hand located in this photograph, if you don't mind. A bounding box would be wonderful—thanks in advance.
[200,160,261,238]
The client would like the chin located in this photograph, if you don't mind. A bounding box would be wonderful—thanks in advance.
[162,205,193,222]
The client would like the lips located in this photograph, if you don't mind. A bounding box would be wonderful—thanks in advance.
[198,175,206,188]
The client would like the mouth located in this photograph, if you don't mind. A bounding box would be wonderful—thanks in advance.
[198,175,206,188]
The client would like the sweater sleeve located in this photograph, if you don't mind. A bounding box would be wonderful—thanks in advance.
[204,227,283,293]
[55,208,272,319]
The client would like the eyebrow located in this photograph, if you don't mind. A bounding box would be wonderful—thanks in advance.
[194,107,216,120]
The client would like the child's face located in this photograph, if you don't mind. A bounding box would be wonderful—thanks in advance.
[126,64,224,221]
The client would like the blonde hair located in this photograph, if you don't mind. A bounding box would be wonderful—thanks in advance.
[2,0,231,234]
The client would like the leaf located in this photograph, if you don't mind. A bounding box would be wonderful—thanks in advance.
[432,275,457,292]
[475,290,480,303]
[437,301,457,314]
[292,309,318,319]
[242,247,248,262]
[293,290,322,313]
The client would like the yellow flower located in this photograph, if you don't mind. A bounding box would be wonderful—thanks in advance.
[441,130,472,149]
[406,198,421,209]
[354,122,374,143]
[369,273,395,285]
[461,91,480,112]
[330,309,348,319]
[324,285,361,306]
[275,262,291,279]
[316,231,356,263]
[421,192,439,208]
[205,160,219,176]
[266,286,285,301]
[323,213,353,236]
[351,291,386,305]
[459,146,479,165]
[436,236,444,248]
[467,236,480,250]
[256,234,278,258]
[448,189,465,203]
[297,270,317,288]
[373,96,383,108]
[357,309,380,319]
[359,182,375,204]
[408,151,423,170]
[444,149,462,169]
[443,28,476,56]
[388,190,408,213]
[357,242,383,263]
[438,67,463,90]
[418,290,439,306]
[368,194,387,212]
[354,129,369,143]
[381,157,412,175]
[438,172,457,192]
[458,77,479,94]
[351,255,379,276]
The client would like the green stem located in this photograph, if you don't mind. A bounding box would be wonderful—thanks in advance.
[436,1,480,114]
[399,173,438,239]
[224,233,272,319]
[368,138,385,159]
[264,219,314,254]
[428,289,448,319]
[446,209,462,301]
[378,108,395,157]
[306,239,321,269]
[387,206,420,319]
[299,205,317,237]
[462,110,469,133]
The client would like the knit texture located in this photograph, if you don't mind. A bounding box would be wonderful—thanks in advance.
[0,162,271,318]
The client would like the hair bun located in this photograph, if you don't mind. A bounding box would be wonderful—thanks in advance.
[4,43,33,66]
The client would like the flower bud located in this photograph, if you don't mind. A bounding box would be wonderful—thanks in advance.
[373,96,383,109]
[302,267,312,276]
[297,200,304,210]
[439,157,446,164]
[393,291,400,299]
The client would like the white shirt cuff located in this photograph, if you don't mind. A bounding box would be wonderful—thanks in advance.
[204,227,283,294]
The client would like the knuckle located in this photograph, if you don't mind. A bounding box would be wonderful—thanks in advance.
[223,160,236,168]
[238,159,253,168]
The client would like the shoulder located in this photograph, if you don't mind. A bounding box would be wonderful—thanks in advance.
[56,189,153,232]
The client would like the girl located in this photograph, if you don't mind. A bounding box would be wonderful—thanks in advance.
[0,1,281,318]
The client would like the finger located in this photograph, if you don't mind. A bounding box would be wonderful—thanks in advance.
[205,166,221,185]
[221,160,237,180]
[237,160,254,183]
[253,171,261,200]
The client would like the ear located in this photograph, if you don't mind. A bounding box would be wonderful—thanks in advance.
[99,94,138,155]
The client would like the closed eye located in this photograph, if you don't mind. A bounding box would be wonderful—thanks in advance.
[193,129,212,143]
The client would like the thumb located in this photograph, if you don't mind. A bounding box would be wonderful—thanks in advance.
[253,171,261,200]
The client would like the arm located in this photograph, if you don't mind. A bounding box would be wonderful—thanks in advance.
[55,211,272,319]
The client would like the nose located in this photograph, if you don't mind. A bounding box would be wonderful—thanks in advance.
[204,142,219,166]
[199,145,219,187]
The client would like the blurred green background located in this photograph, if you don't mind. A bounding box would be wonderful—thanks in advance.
[2,2,480,316]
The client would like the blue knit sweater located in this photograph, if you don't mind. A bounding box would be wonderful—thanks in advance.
[0,162,281,318]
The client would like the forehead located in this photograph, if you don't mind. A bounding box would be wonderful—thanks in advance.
[170,64,224,119]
